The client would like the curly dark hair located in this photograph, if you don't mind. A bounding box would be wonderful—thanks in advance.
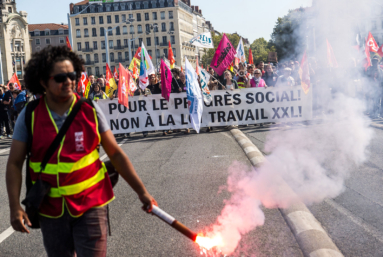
[24,46,84,95]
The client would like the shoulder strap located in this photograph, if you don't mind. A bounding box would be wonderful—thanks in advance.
[40,97,87,172]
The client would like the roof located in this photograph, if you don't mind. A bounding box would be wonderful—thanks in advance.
[28,23,68,31]
[74,0,89,5]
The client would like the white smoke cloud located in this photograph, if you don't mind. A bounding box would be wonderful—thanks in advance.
[200,0,378,255]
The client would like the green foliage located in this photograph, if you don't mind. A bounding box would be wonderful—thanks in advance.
[250,38,276,64]
[269,8,306,61]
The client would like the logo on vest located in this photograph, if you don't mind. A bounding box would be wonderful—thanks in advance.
[75,132,84,152]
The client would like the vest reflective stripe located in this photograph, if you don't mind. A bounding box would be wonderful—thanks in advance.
[29,149,100,174]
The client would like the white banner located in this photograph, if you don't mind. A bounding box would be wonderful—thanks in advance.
[98,87,312,134]
[189,32,214,48]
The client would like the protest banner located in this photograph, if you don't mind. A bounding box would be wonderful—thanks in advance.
[97,87,312,134]
[189,32,214,48]
[267,52,278,63]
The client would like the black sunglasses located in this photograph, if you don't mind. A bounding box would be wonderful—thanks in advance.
[254,73,261,75]
[50,72,77,83]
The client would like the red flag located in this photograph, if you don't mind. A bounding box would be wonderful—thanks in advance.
[66,36,72,51]
[299,51,310,94]
[181,66,184,73]
[364,38,372,71]
[168,41,175,69]
[7,73,21,90]
[367,32,379,53]
[248,49,254,64]
[196,56,200,75]
[125,67,137,96]
[326,39,338,68]
[160,59,172,102]
[377,44,383,58]
[113,66,119,81]
[118,63,129,108]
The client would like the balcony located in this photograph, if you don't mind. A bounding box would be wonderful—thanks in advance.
[115,58,125,63]
[114,45,124,50]
[160,43,168,47]
[95,60,99,64]
[84,61,94,66]
[84,35,89,38]
[83,48,93,52]
[138,31,143,34]
[76,35,81,38]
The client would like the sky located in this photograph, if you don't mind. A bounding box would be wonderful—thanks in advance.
[17,0,312,43]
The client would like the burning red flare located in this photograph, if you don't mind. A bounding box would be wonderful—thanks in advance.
[195,234,223,250]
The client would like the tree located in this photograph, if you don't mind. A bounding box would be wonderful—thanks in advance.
[250,38,276,64]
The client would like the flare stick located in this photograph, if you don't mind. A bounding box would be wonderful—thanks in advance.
[151,205,198,241]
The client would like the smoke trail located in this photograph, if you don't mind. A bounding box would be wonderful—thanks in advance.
[201,0,377,255]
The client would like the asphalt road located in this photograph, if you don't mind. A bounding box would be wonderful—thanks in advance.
[241,122,383,257]
[0,128,304,257]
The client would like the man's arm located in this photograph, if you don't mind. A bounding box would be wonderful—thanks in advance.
[6,139,31,233]
[100,130,157,211]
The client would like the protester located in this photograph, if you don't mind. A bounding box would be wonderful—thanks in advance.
[89,82,108,101]
[277,68,295,87]
[207,69,219,91]
[366,56,383,118]
[289,60,301,86]
[0,86,11,139]
[234,63,248,89]
[248,69,267,88]
[247,64,255,80]
[223,70,238,90]
[171,68,182,93]
[256,61,265,75]
[178,72,187,92]
[262,64,278,87]
[97,75,106,92]
[3,83,15,133]
[6,46,157,257]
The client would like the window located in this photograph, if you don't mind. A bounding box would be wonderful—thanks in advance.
[138,38,143,46]
[91,17,96,25]
[171,35,175,44]
[85,42,90,50]
[116,27,120,35]
[102,53,106,62]
[94,54,99,63]
[106,4,111,11]
[93,41,98,49]
[124,39,128,46]
[99,16,104,24]
[162,36,167,44]
[14,42,20,51]
[107,15,112,24]
[125,52,129,60]
[118,52,122,60]
[100,27,105,36]
[58,29,64,35]
[117,39,121,47]
[45,30,50,36]
[156,49,160,58]
[83,17,88,25]
[108,27,113,36]
[95,67,100,76]
[137,13,141,22]
[75,18,80,25]
[115,15,119,23]
[34,30,40,36]
[8,7,12,13]
[10,43,13,52]
[145,24,150,32]
[173,48,176,57]
[76,29,81,37]
[98,6,103,12]
[138,25,142,34]
[123,26,128,34]
[129,14,133,19]
[169,11,173,19]
[103,66,106,75]
[122,14,126,22]
[146,37,151,46]
[109,40,113,48]
[87,67,92,75]
[86,54,91,62]
[77,42,81,51]
[161,23,166,32]
[101,41,105,49]
[155,37,159,46]
[153,26,158,32]
[35,38,40,45]
[92,28,97,37]
[161,11,165,20]
[163,49,168,57]
[84,28,89,37]
[111,66,115,72]
[110,53,114,62]
[170,22,174,31]
[148,50,152,57]
[145,13,149,21]
[130,25,134,34]
[152,12,157,20]
[59,37,65,44]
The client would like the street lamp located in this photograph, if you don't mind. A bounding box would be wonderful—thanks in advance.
[67,2,102,47]
[105,18,135,67]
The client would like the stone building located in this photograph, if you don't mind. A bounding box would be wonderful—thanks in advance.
[0,0,31,84]
[69,0,211,76]
[29,23,69,54]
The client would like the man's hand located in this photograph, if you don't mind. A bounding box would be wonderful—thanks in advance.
[139,192,158,213]
[10,205,31,233]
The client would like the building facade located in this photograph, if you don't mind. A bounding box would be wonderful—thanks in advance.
[29,23,69,54]
[70,0,209,76]
[0,0,31,84]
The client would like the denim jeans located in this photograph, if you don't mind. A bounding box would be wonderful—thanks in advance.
[39,206,108,257]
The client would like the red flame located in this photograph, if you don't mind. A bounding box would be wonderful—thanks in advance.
[195,234,223,250]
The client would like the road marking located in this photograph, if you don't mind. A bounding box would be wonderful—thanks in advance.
[325,198,383,244]
[0,139,128,244]
[0,227,14,244]
[0,147,10,154]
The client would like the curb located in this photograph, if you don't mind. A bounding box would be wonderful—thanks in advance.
[370,123,383,130]
[229,128,344,257]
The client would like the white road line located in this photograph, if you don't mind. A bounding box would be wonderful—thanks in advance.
[0,139,128,244]
[0,147,10,154]
[0,227,14,244]
[325,198,383,244]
